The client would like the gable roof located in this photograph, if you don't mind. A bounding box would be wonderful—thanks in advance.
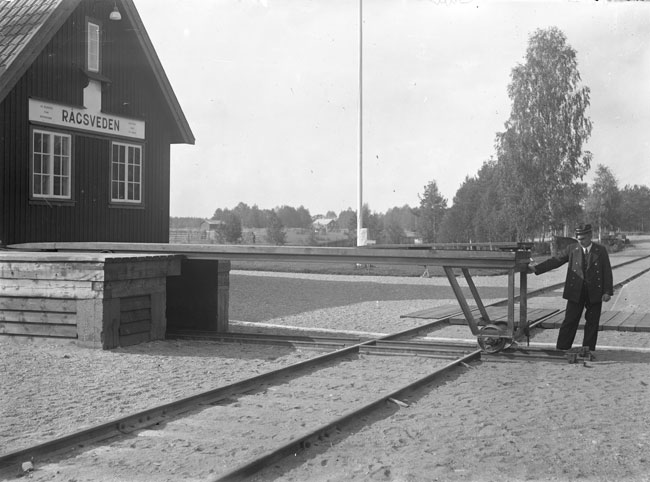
[312,218,336,227]
[201,219,224,226]
[0,0,194,145]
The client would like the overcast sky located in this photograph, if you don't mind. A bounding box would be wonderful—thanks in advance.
[133,0,650,218]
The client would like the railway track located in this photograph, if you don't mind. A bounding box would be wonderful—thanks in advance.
[0,307,572,481]
[2,254,648,480]
[0,318,479,476]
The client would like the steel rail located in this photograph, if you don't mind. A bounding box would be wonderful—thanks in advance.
[359,340,476,358]
[367,241,533,251]
[167,330,361,351]
[0,316,448,469]
[481,346,567,363]
[0,344,358,469]
[212,349,482,482]
[7,241,531,269]
[178,331,480,359]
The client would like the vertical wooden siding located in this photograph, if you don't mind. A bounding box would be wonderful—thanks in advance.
[0,0,173,245]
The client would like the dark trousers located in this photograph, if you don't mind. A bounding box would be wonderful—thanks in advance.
[557,288,602,351]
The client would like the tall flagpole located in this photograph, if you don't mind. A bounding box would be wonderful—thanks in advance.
[356,0,363,246]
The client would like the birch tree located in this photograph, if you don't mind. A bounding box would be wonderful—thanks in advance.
[497,27,592,238]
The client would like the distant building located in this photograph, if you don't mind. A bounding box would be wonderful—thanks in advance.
[312,217,336,233]
[404,230,421,244]
[0,0,194,245]
[200,219,224,241]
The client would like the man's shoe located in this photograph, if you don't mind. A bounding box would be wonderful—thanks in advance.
[578,347,595,361]
[566,352,579,364]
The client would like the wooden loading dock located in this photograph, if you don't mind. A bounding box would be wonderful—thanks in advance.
[8,242,533,352]
[0,251,181,349]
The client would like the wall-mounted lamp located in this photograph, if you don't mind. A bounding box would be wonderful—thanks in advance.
[109,3,121,21]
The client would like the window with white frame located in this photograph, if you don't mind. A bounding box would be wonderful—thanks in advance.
[32,129,72,199]
[87,21,100,72]
[111,142,143,204]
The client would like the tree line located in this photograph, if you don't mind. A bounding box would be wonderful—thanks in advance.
[171,27,650,245]
[170,167,649,246]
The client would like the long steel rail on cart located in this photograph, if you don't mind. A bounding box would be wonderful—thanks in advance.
[8,241,533,352]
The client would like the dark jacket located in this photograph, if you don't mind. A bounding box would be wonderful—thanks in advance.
[534,242,613,303]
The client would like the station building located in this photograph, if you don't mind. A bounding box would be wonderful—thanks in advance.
[0,0,194,246]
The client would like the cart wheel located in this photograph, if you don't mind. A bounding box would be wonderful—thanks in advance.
[494,321,515,350]
[477,324,507,353]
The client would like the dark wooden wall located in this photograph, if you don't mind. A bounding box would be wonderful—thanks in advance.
[0,0,175,245]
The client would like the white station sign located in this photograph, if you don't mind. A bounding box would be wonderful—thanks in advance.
[29,99,145,140]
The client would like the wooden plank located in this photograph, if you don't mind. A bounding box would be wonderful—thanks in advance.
[0,322,76,338]
[119,320,151,336]
[633,313,650,332]
[0,297,76,312]
[592,311,615,331]
[103,258,182,281]
[598,311,619,324]
[0,310,76,325]
[0,252,111,263]
[217,260,231,274]
[539,311,566,329]
[528,308,559,325]
[452,307,556,326]
[526,308,546,322]
[0,279,99,299]
[104,299,121,349]
[0,262,105,281]
[76,299,107,348]
[120,309,151,324]
[618,312,645,332]
[103,277,166,299]
[400,305,462,320]
[485,306,508,322]
[0,251,177,264]
[217,282,229,332]
[216,260,230,332]
[150,291,166,340]
[449,307,505,325]
[119,295,150,312]
[600,311,632,331]
[119,331,150,347]
[538,308,560,320]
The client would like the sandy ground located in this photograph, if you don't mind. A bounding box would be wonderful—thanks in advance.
[1,237,650,481]
[254,350,650,482]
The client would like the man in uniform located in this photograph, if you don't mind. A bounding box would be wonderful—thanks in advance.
[530,224,613,354]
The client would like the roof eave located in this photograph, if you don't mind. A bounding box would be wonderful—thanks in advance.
[122,0,195,145]
[0,0,195,146]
